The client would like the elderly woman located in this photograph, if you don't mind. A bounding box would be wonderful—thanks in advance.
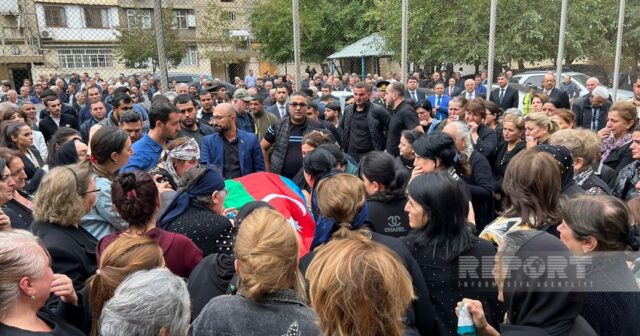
[598,101,637,174]
[99,268,190,336]
[31,164,98,289]
[0,121,45,193]
[81,127,133,240]
[192,208,320,335]
[100,170,202,277]
[429,96,466,134]
[157,166,233,257]
[0,229,83,335]
[0,149,32,229]
[550,129,610,195]
[149,136,200,190]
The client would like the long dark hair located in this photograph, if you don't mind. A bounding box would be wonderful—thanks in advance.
[406,173,473,260]
[303,148,337,182]
[112,171,158,230]
[0,121,28,150]
[89,126,129,179]
[359,151,407,202]
[47,127,81,166]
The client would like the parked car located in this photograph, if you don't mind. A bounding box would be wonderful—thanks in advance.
[510,71,634,101]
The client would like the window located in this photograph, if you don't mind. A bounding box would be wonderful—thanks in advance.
[44,6,66,27]
[126,9,151,29]
[225,11,236,21]
[179,46,198,66]
[84,7,109,29]
[58,49,114,69]
[172,9,193,29]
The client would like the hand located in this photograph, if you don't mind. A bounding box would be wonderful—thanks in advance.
[525,135,537,149]
[456,299,488,330]
[153,174,173,193]
[411,165,425,180]
[468,120,479,133]
[597,127,611,140]
[51,274,78,306]
[0,209,11,230]
[434,104,440,111]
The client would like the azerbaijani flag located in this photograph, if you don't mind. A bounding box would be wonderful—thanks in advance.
[223,172,316,256]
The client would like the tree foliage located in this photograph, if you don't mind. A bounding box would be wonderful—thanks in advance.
[250,0,380,64]
[371,0,640,70]
[114,6,186,72]
[197,0,254,63]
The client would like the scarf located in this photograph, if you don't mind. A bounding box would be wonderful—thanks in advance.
[158,168,225,229]
[536,144,575,193]
[601,133,632,163]
[164,138,200,186]
[310,202,369,250]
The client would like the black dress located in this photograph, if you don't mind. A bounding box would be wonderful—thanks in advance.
[3,191,33,229]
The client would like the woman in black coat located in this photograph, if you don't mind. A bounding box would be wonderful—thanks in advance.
[0,121,45,193]
[598,102,637,174]
[491,114,526,202]
[31,164,98,290]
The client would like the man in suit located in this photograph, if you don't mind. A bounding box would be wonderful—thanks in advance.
[201,103,264,179]
[265,84,289,119]
[445,78,461,97]
[572,86,611,131]
[489,73,520,110]
[39,95,80,143]
[541,73,570,109]
[404,76,425,104]
[427,83,451,120]
[459,79,485,100]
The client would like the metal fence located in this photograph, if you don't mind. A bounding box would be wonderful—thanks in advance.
[0,0,637,101]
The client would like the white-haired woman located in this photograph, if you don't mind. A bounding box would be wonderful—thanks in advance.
[0,229,83,335]
[99,268,190,336]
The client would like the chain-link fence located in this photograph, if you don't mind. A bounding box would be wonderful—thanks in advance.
[0,0,637,104]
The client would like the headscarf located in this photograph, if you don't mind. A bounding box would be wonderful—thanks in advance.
[164,138,200,186]
[536,144,582,196]
[157,168,225,229]
[500,230,585,336]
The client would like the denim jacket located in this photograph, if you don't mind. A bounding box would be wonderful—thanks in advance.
[191,289,320,336]
[81,175,128,240]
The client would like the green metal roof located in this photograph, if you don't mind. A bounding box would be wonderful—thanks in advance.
[327,33,393,59]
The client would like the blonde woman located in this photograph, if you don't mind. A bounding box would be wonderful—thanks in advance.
[191,208,320,335]
[524,112,559,149]
[307,237,415,336]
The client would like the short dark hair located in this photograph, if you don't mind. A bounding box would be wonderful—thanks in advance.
[359,151,407,200]
[89,100,105,110]
[303,147,336,180]
[412,132,457,169]
[388,82,405,95]
[407,76,418,82]
[353,81,371,93]
[149,102,179,129]
[174,94,196,107]
[114,86,130,95]
[113,93,132,109]
[198,90,212,98]
[112,171,158,229]
[321,83,331,90]
[119,110,142,124]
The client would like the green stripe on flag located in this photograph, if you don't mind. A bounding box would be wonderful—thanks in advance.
[224,179,255,209]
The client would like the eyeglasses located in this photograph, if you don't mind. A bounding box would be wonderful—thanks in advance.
[81,189,101,196]
[289,102,307,108]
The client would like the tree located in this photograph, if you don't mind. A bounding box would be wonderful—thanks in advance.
[114,6,186,72]
[197,0,255,64]
[250,0,380,64]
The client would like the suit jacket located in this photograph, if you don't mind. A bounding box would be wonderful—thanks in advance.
[266,102,287,120]
[445,85,462,97]
[489,86,519,110]
[39,113,80,143]
[427,95,451,120]
[200,130,265,177]
[545,87,570,109]
[572,99,611,131]
[405,90,426,103]
[31,220,97,290]
[459,91,486,100]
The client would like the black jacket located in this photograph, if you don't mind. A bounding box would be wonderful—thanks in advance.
[463,151,496,230]
[572,99,611,131]
[489,86,519,110]
[546,87,571,109]
[38,114,80,143]
[473,124,498,158]
[30,220,97,290]
[340,101,390,155]
[367,195,411,238]
[601,141,633,174]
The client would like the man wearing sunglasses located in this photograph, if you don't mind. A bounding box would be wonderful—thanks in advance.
[261,92,324,179]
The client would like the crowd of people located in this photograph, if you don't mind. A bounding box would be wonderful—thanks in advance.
[0,67,640,336]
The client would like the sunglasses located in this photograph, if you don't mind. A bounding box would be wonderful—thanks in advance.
[289,102,307,108]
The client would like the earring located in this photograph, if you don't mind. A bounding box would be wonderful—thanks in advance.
[31,295,36,301]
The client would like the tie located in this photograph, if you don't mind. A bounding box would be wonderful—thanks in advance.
[591,107,599,130]
[412,91,417,101]
[499,88,505,103]
[436,96,441,107]
[449,87,453,96]
[279,105,285,118]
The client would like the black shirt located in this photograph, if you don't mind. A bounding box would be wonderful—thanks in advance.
[222,136,242,179]
[264,123,305,179]
[0,310,85,335]
[347,107,374,160]
[386,100,419,156]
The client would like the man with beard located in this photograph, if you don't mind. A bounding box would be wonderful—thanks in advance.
[385,81,422,157]
[201,103,264,179]
[123,101,182,172]
[118,110,143,143]
[261,92,323,178]
[324,101,340,128]
[249,95,277,141]
[231,88,255,134]
[197,90,215,125]
[175,94,215,147]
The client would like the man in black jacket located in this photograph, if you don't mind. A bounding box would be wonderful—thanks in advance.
[39,95,80,143]
[339,81,390,162]
[385,81,423,157]
[489,73,519,110]
[541,73,570,109]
